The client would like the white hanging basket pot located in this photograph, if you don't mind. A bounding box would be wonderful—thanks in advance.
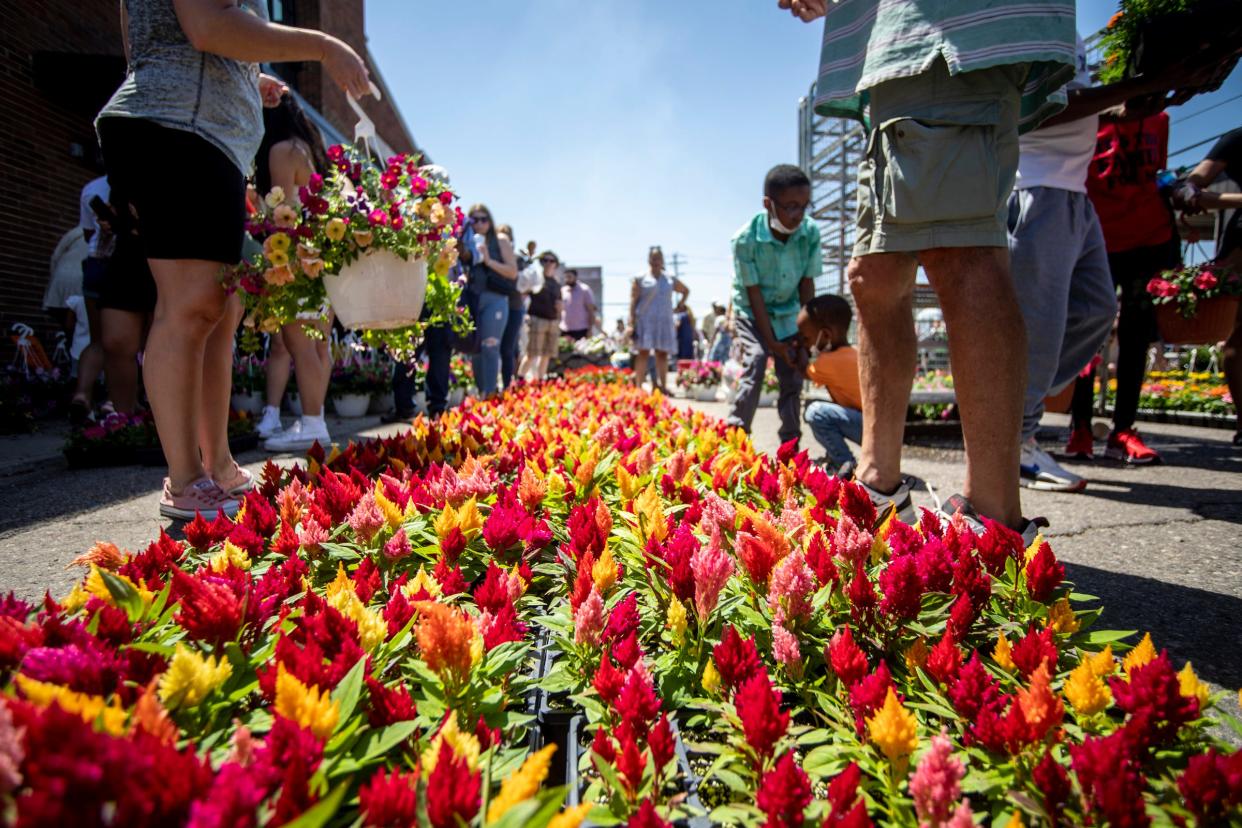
[323,248,427,330]
[694,385,720,402]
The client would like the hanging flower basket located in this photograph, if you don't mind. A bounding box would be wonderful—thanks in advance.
[324,250,427,330]
[1156,296,1239,344]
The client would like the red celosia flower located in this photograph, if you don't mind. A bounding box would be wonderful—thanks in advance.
[226,522,265,558]
[824,762,873,827]
[1011,624,1058,678]
[827,626,868,687]
[612,630,642,670]
[240,490,277,537]
[848,662,893,736]
[1110,652,1200,750]
[975,519,1024,576]
[565,497,610,560]
[714,626,764,695]
[878,554,923,620]
[805,530,838,589]
[594,650,625,706]
[657,525,699,603]
[838,482,877,530]
[432,560,468,596]
[473,563,509,614]
[736,670,788,763]
[1177,748,1242,823]
[384,589,416,637]
[1070,731,1149,828]
[846,563,877,621]
[425,740,481,828]
[475,715,501,750]
[924,633,963,686]
[756,751,812,828]
[945,594,979,640]
[172,570,242,646]
[352,557,382,603]
[915,537,953,593]
[183,512,217,550]
[603,592,640,643]
[482,601,526,650]
[615,723,648,797]
[1032,749,1071,824]
[359,768,419,828]
[119,531,185,585]
[948,653,1003,721]
[737,530,777,589]
[439,526,467,563]
[570,550,596,612]
[592,725,617,764]
[1024,541,1064,603]
[482,489,525,553]
[627,798,672,828]
[616,665,662,728]
[365,675,418,727]
[649,714,676,778]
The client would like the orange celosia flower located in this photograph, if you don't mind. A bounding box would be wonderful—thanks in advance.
[1016,661,1064,739]
[69,541,126,571]
[416,602,475,681]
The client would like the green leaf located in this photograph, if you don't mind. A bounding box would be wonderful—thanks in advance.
[331,655,368,726]
[1077,628,1139,647]
[486,786,570,828]
[98,569,143,621]
[279,781,348,828]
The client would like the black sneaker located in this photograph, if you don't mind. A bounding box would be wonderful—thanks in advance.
[856,476,916,525]
[939,493,1048,547]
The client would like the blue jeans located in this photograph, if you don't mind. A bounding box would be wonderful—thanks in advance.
[500,302,525,389]
[471,290,509,395]
[804,401,863,467]
[708,331,732,363]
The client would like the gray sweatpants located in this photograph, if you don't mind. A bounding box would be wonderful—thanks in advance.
[725,315,803,446]
[1007,187,1117,441]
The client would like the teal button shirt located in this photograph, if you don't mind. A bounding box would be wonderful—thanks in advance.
[731,212,822,342]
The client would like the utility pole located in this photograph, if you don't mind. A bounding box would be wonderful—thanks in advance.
[668,252,686,281]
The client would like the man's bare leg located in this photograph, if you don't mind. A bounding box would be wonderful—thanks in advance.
[848,252,918,494]
[922,246,1025,528]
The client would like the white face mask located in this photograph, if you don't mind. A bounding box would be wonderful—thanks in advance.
[809,331,831,358]
[769,209,801,236]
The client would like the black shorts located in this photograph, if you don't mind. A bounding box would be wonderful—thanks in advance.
[99,232,157,314]
[97,116,246,264]
[81,257,108,301]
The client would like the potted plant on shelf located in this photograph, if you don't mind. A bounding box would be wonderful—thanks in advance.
[677,360,723,402]
[230,353,265,414]
[228,144,471,362]
[448,355,474,406]
[758,361,779,407]
[1146,262,1241,344]
[329,355,385,418]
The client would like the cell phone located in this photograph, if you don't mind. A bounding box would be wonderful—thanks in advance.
[89,195,116,224]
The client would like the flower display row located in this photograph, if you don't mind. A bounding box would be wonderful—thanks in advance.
[3,374,1240,826]
[1104,370,1235,417]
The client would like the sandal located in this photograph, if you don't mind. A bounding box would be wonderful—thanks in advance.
[213,463,256,496]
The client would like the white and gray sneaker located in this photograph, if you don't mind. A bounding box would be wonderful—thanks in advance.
[264,417,331,453]
[1020,437,1086,492]
[939,493,1049,548]
[856,476,916,525]
[255,405,283,439]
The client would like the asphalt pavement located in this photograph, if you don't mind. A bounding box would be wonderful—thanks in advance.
[1,398,1238,739]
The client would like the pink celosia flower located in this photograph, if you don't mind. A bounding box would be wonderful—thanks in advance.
[909,730,965,827]
[832,516,873,568]
[347,492,385,544]
[382,528,412,561]
[574,588,606,646]
[944,801,974,828]
[298,520,328,554]
[690,538,734,619]
[772,622,802,670]
[768,551,816,623]
[0,699,24,794]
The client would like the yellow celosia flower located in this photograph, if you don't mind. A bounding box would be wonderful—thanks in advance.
[325,563,355,604]
[456,497,484,539]
[667,597,688,647]
[575,442,601,491]
[634,484,667,543]
[616,465,642,501]
[702,660,721,694]
[434,503,459,540]
[209,540,251,573]
[548,803,593,828]
[84,565,154,609]
[486,744,557,823]
[1005,812,1025,828]
[373,482,405,530]
[1088,645,1115,678]
[422,711,481,772]
[868,687,918,763]
[1024,533,1044,563]
[592,547,618,593]
[1123,633,1156,678]
[904,639,929,671]
[404,566,443,599]
[993,633,1015,672]
[16,675,127,736]
[470,626,485,666]
[1046,597,1080,634]
[158,643,233,710]
[325,567,386,652]
[60,582,90,614]
[1177,662,1210,708]
[274,665,339,740]
[1064,660,1112,717]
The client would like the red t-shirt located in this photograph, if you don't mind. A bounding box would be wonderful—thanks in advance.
[1086,114,1174,254]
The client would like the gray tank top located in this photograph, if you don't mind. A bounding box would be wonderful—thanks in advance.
[97,0,267,176]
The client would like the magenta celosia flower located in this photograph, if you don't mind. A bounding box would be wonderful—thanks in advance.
[690,538,734,619]
[359,768,419,827]
[944,801,974,828]
[1109,652,1200,750]
[879,554,923,620]
[1177,748,1242,823]
[714,626,764,695]
[574,588,606,646]
[768,551,815,623]
[382,528,411,561]
[1070,731,1149,828]
[909,731,965,827]
[756,751,812,828]
[347,492,385,544]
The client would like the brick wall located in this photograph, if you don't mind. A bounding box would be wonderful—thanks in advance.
[0,0,123,348]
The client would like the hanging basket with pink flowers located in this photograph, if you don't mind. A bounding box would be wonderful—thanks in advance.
[1147,263,1241,345]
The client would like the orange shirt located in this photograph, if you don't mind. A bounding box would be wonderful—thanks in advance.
[807,345,862,411]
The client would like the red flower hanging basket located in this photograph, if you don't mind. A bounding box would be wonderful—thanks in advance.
[1156,296,1239,345]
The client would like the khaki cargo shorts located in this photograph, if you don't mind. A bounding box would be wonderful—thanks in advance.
[854,59,1026,255]
[526,315,561,359]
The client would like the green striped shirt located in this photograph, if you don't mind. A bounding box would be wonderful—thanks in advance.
[811,0,1076,134]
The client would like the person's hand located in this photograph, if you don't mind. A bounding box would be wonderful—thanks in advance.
[319,34,371,99]
[773,341,799,369]
[1172,181,1205,214]
[258,73,288,107]
[779,0,828,22]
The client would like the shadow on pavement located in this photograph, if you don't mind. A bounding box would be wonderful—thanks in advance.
[1074,474,1242,525]
[1066,561,1242,689]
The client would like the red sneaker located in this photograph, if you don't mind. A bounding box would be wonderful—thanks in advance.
[1065,425,1094,459]
[1106,428,1160,465]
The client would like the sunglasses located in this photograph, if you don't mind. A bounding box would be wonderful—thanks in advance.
[540,257,557,265]
[470,214,490,223]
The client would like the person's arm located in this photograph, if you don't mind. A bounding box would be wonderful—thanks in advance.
[120,0,130,63]
[798,277,814,306]
[629,279,640,332]
[1195,191,1242,209]
[480,235,518,279]
[267,140,312,200]
[584,286,599,329]
[744,285,795,367]
[800,224,821,306]
[171,0,370,96]
[673,277,690,303]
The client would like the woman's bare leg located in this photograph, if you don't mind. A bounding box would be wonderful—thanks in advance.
[200,292,244,480]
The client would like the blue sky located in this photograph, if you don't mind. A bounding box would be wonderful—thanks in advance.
[368,1,1240,320]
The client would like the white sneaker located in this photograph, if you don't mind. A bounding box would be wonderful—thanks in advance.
[1020,438,1086,492]
[263,417,330,453]
[255,406,283,439]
